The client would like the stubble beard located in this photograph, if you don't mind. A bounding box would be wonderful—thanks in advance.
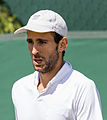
[33,47,59,74]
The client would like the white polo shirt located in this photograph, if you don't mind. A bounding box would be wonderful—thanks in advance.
[12,61,103,120]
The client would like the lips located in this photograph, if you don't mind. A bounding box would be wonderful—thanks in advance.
[33,58,43,65]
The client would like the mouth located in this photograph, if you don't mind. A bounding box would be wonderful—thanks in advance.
[33,58,43,65]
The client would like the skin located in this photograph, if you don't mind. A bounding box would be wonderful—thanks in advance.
[27,30,68,92]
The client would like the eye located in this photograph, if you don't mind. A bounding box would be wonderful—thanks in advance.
[27,39,33,44]
[37,39,47,44]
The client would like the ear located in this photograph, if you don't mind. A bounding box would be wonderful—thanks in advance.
[58,37,68,53]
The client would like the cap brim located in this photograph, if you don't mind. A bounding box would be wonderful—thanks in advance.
[14,24,55,34]
[14,26,27,34]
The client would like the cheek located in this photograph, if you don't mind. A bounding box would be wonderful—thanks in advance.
[45,47,57,57]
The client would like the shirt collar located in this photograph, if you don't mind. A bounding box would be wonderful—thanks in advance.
[34,61,73,87]
[47,61,73,86]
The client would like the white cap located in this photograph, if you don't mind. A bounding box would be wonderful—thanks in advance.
[14,10,68,37]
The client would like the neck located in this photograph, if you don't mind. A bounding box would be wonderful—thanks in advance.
[37,60,64,91]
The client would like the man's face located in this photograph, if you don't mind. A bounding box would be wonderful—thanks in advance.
[27,31,60,73]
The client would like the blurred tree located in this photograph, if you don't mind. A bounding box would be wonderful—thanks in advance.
[0,0,22,34]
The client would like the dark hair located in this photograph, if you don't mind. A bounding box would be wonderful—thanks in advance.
[52,32,65,58]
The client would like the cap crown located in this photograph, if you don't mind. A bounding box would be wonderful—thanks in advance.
[15,10,68,37]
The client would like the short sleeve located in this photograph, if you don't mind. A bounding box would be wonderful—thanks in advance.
[76,80,103,120]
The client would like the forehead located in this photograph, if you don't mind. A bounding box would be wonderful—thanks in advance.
[27,30,54,40]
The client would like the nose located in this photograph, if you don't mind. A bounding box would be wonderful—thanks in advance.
[32,43,39,55]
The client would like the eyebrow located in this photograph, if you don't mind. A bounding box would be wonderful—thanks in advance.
[27,38,48,42]
[36,38,48,42]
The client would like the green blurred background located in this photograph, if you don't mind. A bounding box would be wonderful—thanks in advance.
[0,0,107,120]
[2,0,107,31]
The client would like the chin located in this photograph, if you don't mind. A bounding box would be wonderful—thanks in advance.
[33,65,43,72]
[34,66,41,71]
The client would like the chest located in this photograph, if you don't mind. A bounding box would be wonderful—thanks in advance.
[16,83,76,120]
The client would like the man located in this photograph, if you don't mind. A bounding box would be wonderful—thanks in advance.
[12,10,103,120]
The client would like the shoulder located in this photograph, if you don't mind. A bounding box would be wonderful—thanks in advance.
[63,62,96,90]
[12,71,37,92]
[69,69,96,92]
[12,71,38,104]
[69,70,100,102]
[72,70,95,85]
